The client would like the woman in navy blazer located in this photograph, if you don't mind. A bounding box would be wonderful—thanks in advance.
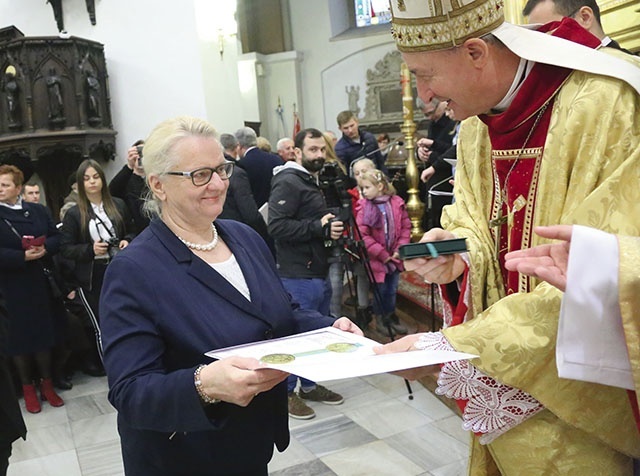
[100,116,359,476]
[0,164,65,413]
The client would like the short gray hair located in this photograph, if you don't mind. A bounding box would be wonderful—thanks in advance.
[220,133,238,151]
[234,127,257,148]
[276,137,292,151]
[142,116,218,218]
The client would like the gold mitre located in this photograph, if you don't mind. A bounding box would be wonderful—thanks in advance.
[390,0,505,52]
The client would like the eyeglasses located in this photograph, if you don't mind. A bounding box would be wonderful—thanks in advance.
[164,162,234,186]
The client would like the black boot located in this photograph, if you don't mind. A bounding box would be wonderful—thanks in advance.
[388,313,408,334]
[375,313,391,335]
[53,374,73,390]
[355,306,373,329]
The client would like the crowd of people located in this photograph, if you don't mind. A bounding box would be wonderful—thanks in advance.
[1,0,639,473]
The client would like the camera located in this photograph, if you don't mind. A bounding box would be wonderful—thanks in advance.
[136,145,143,166]
[105,236,120,247]
[104,236,121,258]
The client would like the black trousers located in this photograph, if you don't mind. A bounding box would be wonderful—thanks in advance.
[78,260,109,362]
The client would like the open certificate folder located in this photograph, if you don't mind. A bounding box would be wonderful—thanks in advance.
[205,327,477,382]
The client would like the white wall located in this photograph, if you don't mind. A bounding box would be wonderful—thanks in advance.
[1,0,401,171]
[0,0,208,176]
[288,1,395,134]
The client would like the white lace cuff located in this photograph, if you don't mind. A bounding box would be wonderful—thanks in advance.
[414,332,544,444]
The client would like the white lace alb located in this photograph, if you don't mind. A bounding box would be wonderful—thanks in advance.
[415,332,544,444]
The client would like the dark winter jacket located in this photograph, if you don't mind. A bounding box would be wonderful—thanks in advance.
[335,128,387,174]
[268,162,330,279]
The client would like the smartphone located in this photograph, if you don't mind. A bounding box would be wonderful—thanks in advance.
[136,145,143,166]
[398,238,467,260]
[21,234,46,250]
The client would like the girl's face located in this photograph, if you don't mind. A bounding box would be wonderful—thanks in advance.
[83,167,103,196]
[353,163,374,186]
[360,179,384,200]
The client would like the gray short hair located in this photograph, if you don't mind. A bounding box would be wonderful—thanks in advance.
[234,126,257,148]
[276,137,292,151]
[220,133,238,151]
[142,116,218,218]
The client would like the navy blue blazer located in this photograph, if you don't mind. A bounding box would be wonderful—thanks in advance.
[100,218,334,475]
[237,147,282,207]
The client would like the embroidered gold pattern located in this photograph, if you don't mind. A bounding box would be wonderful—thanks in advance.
[391,0,504,52]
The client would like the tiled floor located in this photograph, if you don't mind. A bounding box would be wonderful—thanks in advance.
[8,372,469,476]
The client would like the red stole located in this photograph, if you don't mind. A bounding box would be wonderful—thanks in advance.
[482,19,600,295]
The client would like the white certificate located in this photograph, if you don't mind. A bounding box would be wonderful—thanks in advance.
[205,327,477,382]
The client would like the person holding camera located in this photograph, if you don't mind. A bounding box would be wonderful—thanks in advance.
[268,128,347,420]
[61,159,134,367]
[109,139,149,235]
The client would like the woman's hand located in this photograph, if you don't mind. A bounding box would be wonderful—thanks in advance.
[118,240,129,250]
[93,240,109,256]
[198,356,289,407]
[24,245,46,261]
[373,335,440,380]
[403,228,465,284]
[333,317,364,336]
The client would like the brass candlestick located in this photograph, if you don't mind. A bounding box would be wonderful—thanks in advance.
[400,62,424,240]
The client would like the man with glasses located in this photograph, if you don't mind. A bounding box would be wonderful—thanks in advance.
[268,128,346,420]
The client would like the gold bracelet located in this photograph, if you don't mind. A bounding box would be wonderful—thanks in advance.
[194,364,220,405]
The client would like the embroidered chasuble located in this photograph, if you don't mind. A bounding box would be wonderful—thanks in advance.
[433,18,640,475]
[618,236,640,430]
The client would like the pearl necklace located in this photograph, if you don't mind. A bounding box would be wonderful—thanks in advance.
[177,223,218,251]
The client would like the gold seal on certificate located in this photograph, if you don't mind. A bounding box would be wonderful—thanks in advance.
[260,353,295,364]
[326,343,359,353]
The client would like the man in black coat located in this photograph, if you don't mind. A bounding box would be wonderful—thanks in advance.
[0,288,26,475]
[235,127,282,208]
[108,140,149,235]
[416,98,458,230]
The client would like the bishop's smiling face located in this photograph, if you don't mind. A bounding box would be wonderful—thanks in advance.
[402,39,505,120]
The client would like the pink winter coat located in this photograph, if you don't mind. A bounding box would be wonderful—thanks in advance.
[355,195,412,283]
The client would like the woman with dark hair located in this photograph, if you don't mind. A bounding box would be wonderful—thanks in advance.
[61,159,134,365]
[0,164,65,413]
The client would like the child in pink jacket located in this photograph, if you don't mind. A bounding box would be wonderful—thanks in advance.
[355,169,411,334]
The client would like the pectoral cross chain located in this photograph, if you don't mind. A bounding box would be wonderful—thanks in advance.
[489,195,527,259]
[489,209,508,258]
